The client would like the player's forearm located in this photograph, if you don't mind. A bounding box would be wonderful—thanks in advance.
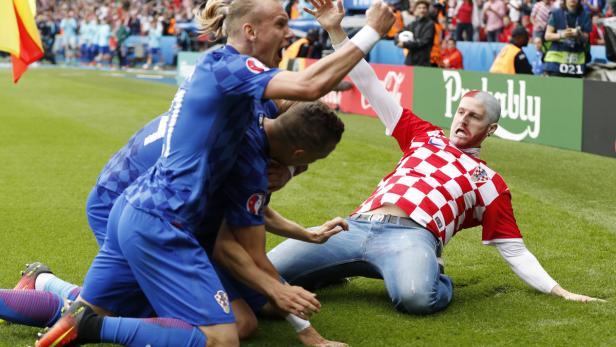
[266,25,382,100]
[213,236,282,298]
[495,241,558,293]
[296,42,366,99]
[264,207,311,242]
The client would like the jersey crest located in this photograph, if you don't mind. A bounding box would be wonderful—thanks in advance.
[214,290,231,314]
[471,165,490,183]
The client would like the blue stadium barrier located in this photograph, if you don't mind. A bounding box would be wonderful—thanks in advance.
[368,40,608,71]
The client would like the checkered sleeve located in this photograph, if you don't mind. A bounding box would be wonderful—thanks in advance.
[481,191,523,243]
[391,109,443,152]
[213,55,280,99]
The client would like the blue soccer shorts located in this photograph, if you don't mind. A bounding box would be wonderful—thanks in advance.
[213,265,268,314]
[85,186,119,247]
[81,196,235,326]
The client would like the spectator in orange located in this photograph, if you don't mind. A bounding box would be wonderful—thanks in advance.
[441,38,464,69]
[490,26,533,74]
[285,0,300,19]
[431,11,445,67]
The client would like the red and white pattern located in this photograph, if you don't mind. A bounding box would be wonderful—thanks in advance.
[354,109,522,245]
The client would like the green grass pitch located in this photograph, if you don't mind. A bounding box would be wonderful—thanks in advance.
[0,69,615,347]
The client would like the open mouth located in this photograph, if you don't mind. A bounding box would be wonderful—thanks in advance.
[455,128,468,137]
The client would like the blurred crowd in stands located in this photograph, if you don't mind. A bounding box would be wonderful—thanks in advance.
[6,0,613,77]
[284,0,613,77]
[31,0,213,69]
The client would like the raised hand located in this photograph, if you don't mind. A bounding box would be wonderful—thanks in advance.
[307,217,348,244]
[365,0,396,37]
[304,0,345,32]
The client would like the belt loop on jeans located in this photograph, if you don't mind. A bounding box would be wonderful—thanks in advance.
[349,213,424,229]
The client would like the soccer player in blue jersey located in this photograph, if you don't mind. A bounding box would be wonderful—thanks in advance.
[30,105,346,347]
[5,101,344,345]
[36,1,395,346]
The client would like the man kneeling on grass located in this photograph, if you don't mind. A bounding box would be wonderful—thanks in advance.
[268,2,604,315]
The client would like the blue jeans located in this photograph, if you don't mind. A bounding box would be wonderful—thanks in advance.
[268,218,453,315]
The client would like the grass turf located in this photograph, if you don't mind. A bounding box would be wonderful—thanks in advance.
[0,68,615,347]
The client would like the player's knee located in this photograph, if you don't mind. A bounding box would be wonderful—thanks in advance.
[236,314,258,339]
[391,284,438,315]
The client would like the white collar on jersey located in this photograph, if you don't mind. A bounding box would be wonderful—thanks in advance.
[461,147,481,159]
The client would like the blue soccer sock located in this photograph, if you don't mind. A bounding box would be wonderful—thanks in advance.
[0,289,63,327]
[35,273,82,301]
[101,316,207,347]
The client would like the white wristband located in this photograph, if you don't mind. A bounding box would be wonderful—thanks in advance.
[350,26,381,55]
[287,165,296,177]
[332,37,350,51]
[285,313,311,333]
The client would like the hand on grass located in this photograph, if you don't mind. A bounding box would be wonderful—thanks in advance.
[271,283,321,320]
[297,325,349,347]
[551,285,606,303]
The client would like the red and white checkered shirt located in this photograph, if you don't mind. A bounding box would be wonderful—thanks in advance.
[353,109,522,245]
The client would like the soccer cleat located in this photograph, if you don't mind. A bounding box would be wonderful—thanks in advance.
[14,262,53,290]
[35,301,96,347]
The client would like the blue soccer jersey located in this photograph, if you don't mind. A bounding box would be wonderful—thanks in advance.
[221,101,272,228]
[123,46,280,232]
[96,115,168,196]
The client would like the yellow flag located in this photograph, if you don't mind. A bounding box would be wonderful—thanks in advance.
[0,0,44,83]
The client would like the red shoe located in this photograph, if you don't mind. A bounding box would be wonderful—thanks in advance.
[14,262,52,290]
[35,301,94,347]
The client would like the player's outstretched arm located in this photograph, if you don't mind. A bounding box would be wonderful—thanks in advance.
[494,240,606,302]
[263,0,395,101]
[319,10,404,134]
[264,206,347,244]
[213,223,321,319]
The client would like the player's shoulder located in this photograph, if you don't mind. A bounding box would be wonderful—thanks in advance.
[400,108,443,132]
[205,46,272,78]
[483,164,509,191]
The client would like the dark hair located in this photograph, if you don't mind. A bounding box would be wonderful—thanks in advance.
[561,0,583,14]
[415,0,431,8]
[277,101,345,152]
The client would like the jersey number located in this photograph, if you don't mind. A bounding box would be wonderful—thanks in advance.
[160,89,186,158]
[143,115,170,146]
